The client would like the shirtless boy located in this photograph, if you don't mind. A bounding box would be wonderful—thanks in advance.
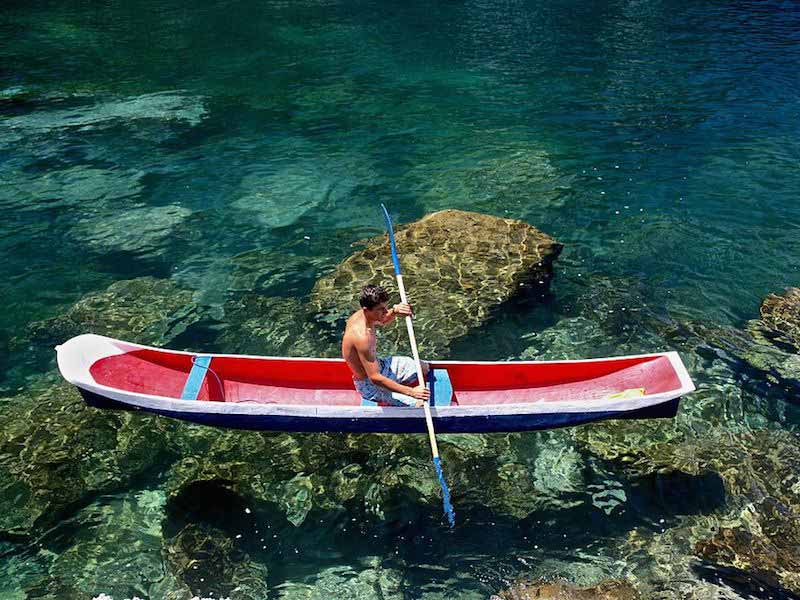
[342,284,430,407]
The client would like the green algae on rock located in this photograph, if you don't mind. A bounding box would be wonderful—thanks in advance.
[310,209,562,358]
[490,578,640,600]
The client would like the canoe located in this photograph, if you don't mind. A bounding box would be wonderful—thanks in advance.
[56,333,695,434]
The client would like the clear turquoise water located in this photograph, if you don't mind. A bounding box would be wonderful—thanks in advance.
[2,0,800,598]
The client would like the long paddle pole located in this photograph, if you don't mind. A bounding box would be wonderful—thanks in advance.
[381,204,455,528]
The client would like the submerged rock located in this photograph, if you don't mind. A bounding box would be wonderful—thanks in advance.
[673,287,800,391]
[0,91,207,134]
[687,431,800,596]
[232,162,356,230]
[31,489,191,599]
[228,249,333,298]
[73,204,192,258]
[577,424,800,596]
[740,287,800,387]
[310,209,562,358]
[219,295,338,357]
[694,503,800,595]
[280,558,404,599]
[0,376,175,536]
[0,166,145,213]
[163,522,269,599]
[162,424,590,530]
[758,287,800,351]
[19,276,201,351]
[162,429,444,527]
[408,142,566,213]
[491,578,640,600]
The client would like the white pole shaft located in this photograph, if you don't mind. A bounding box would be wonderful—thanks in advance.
[395,274,440,459]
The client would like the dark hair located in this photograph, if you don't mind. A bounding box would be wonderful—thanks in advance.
[359,284,389,309]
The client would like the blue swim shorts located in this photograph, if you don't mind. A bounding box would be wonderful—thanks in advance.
[353,356,421,407]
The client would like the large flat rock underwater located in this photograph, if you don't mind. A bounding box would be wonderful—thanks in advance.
[310,209,563,357]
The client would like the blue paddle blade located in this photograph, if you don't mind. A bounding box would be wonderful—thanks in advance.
[433,456,456,528]
[380,203,402,276]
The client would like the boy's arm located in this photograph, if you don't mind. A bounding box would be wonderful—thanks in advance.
[378,302,412,326]
[357,340,429,401]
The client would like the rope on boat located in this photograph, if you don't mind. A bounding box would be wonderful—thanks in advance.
[191,355,226,401]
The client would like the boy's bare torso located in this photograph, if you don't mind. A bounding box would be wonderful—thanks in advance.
[342,310,374,381]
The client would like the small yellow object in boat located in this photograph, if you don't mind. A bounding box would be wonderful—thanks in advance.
[606,388,646,400]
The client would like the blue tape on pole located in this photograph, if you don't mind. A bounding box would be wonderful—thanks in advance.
[181,355,212,400]
[433,455,456,527]
[381,203,402,275]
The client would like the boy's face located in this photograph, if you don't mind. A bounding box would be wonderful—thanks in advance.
[364,301,389,321]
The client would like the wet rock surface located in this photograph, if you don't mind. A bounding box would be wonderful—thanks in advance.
[491,578,640,600]
[310,209,562,357]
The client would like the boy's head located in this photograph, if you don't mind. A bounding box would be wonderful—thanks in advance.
[359,284,389,309]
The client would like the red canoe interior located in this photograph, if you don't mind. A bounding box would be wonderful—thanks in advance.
[88,346,683,406]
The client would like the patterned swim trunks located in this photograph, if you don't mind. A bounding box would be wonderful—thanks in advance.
[353,356,420,407]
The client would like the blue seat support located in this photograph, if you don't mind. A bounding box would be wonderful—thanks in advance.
[181,356,212,400]
[429,369,454,407]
